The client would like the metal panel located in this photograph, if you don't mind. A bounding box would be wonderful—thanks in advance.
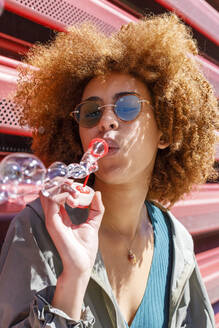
[155,0,219,45]
[0,32,31,56]
[5,0,137,33]
[0,58,31,136]
[0,64,17,97]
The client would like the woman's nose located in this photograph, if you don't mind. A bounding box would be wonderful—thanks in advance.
[98,106,119,131]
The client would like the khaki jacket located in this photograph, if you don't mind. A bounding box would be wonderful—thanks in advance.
[0,199,215,328]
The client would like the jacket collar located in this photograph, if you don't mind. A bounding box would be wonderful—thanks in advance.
[91,251,113,298]
[150,201,195,307]
[166,210,195,314]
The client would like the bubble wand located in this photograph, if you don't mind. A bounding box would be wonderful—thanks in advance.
[0,138,108,207]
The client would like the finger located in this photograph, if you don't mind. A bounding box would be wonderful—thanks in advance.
[41,183,61,197]
[40,189,71,226]
[87,191,105,229]
[60,184,78,198]
[39,190,78,220]
[39,190,61,227]
[43,180,77,198]
[40,178,78,222]
[52,192,79,207]
[59,205,73,227]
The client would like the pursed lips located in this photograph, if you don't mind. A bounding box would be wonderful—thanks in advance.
[103,138,120,155]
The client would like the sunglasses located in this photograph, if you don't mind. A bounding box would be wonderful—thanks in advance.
[70,93,151,128]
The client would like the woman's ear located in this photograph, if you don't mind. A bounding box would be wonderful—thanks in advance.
[158,134,170,150]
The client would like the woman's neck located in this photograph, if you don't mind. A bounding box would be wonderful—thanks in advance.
[94,174,151,240]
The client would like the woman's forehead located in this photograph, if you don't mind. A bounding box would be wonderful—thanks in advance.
[82,72,151,100]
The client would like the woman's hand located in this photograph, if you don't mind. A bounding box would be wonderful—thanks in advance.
[39,179,104,276]
[40,179,104,319]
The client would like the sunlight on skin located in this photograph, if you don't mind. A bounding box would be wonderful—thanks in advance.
[79,72,163,186]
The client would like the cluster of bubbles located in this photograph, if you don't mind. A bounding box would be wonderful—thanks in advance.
[0,138,108,205]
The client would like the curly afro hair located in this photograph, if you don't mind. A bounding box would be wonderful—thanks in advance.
[14,13,218,207]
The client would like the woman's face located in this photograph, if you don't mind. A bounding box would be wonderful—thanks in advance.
[79,72,164,185]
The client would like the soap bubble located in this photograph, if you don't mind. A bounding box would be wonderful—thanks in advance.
[0,190,8,204]
[0,178,8,204]
[0,153,46,200]
[22,157,45,184]
[0,138,108,203]
[1,161,22,183]
[42,162,68,197]
[45,162,68,181]
[67,163,88,179]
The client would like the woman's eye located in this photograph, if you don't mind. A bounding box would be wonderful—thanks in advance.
[85,110,99,118]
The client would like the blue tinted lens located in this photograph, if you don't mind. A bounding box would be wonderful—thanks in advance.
[115,95,141,121]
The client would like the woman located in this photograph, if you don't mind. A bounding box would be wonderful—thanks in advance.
[0,13,218,327]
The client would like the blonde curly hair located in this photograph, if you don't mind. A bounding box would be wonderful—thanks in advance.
[14,13,218,207]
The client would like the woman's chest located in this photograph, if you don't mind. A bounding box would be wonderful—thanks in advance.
[102,242,154,326]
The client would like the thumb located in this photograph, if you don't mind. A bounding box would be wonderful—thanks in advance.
[87,191,105,229]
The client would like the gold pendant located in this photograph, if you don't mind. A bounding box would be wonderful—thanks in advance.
[127,249,137,264]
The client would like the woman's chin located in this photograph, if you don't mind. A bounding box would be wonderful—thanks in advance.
[95,166,128,185]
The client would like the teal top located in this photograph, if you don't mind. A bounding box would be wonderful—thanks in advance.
[125,201,173,328]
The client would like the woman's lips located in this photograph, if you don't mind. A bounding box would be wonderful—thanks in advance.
[107,147,119,155]
[103,138,120,156]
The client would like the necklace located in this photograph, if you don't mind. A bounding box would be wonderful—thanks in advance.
[126,223,150,264]
[126,227,140,265]
[106,208,151,265]
[127,249,137,264]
